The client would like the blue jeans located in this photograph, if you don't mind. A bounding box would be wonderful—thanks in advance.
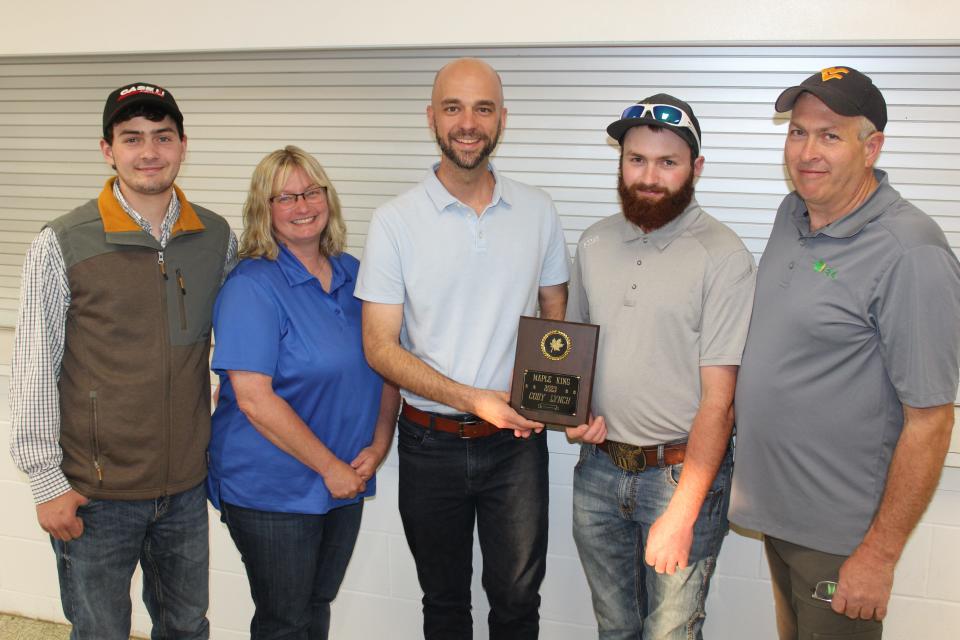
[221,500,363,640]
[52,483,209,640]
[397,415,549,640]
[573,444,732,640]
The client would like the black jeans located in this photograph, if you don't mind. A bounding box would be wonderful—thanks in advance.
[221,500,363,640]
[397,415,549,639]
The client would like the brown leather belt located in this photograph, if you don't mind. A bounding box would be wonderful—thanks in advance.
[401,403,501,439]
[598,440,687,473]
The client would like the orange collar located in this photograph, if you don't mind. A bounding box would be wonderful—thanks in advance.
[97,177,205,235]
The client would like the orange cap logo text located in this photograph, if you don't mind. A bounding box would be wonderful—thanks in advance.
[820,67,850,82]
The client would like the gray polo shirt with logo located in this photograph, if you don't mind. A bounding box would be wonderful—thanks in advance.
[566,200,756,446]
[730,170,960,556]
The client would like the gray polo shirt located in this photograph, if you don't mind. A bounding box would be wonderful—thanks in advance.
[730,170,960,556]
[566,200,756,445]
[355,163,569,414]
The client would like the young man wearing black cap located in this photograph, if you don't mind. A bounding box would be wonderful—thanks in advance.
[10,82,236,639]
[566,94,755,638]
[730,67,960,639]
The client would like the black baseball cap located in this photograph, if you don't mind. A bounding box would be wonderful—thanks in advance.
[775,66,887,131]
[606,93,702,157]
[102,82,184,139]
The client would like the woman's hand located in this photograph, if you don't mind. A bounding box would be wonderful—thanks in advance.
[351,443,390,482]
[321,458,367,499]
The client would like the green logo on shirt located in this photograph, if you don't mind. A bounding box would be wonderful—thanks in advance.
[813,259,838,280]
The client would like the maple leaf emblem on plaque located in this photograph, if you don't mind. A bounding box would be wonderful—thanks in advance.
[540,329,572,361]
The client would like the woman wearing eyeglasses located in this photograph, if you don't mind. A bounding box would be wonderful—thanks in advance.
[207,145,399,640]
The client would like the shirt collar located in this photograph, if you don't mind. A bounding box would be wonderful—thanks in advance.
[790,169,898,239]
[98,178,205,242]
[423,161,509,213]
[276,243,351,292]
[619,198,703,251]
[112,179,181,248]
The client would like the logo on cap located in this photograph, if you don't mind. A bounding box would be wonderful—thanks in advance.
[118,85,166,100]
[820,67,850,82]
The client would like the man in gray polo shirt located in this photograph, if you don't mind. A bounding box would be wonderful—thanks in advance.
[356,58,585,639]
[567,94,756,638]
[730,67,960,639]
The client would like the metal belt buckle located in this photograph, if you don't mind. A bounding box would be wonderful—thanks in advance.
[459,416,482,439]
[609,441,645,473]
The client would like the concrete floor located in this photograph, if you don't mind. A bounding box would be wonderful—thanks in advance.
[0,615,142,639]
[0,615,70,640]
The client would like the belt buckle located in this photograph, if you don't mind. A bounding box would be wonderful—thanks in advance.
[608,441,645,473]
[458,416,482,439]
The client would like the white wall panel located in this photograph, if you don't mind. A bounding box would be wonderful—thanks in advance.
[3,45,960,327]
[3,3,960,55]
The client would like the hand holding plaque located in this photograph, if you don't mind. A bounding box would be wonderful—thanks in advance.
[509,316,599,428]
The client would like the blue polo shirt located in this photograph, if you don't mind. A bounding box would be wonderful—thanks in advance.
[207,245,384,515]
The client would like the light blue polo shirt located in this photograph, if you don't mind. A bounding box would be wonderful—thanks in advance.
[355,163,570,414]
[207,245,384,515]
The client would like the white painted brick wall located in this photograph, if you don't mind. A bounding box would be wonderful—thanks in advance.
[1,326,958,638]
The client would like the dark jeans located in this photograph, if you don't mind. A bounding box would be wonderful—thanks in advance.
[52,483,209,640]
[765,536,883,640]
[397,415,549,640]
[221,500,363,640]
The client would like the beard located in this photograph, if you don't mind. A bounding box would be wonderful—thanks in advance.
[618,169,696,232]
[434,120,502,170]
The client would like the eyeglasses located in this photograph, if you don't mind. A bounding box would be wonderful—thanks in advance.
[620,103,701,150]
[811,581,837,603]
[269,186,327,208]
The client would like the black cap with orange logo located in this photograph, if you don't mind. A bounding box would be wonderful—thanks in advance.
[775,66,887,131]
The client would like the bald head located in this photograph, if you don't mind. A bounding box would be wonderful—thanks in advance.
[432,58,504,107]
[428,58,507,173]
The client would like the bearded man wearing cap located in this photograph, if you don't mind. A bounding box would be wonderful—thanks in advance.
[566,94,756,638]
[730,67,960,639]
[10,82,236,639]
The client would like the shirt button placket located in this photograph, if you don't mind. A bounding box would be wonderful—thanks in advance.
[625,250,643,307]
[473,210,487,253]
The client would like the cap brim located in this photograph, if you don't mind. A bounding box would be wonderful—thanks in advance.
[775,85,861,118]
[775,86,806,113]
[607,117,648,142]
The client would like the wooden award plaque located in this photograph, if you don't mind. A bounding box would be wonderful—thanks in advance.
[509,316,599,428]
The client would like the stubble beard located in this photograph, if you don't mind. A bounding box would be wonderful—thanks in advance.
[435,120,502,170]
[618,169,696,232]
[114,162,178,198]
